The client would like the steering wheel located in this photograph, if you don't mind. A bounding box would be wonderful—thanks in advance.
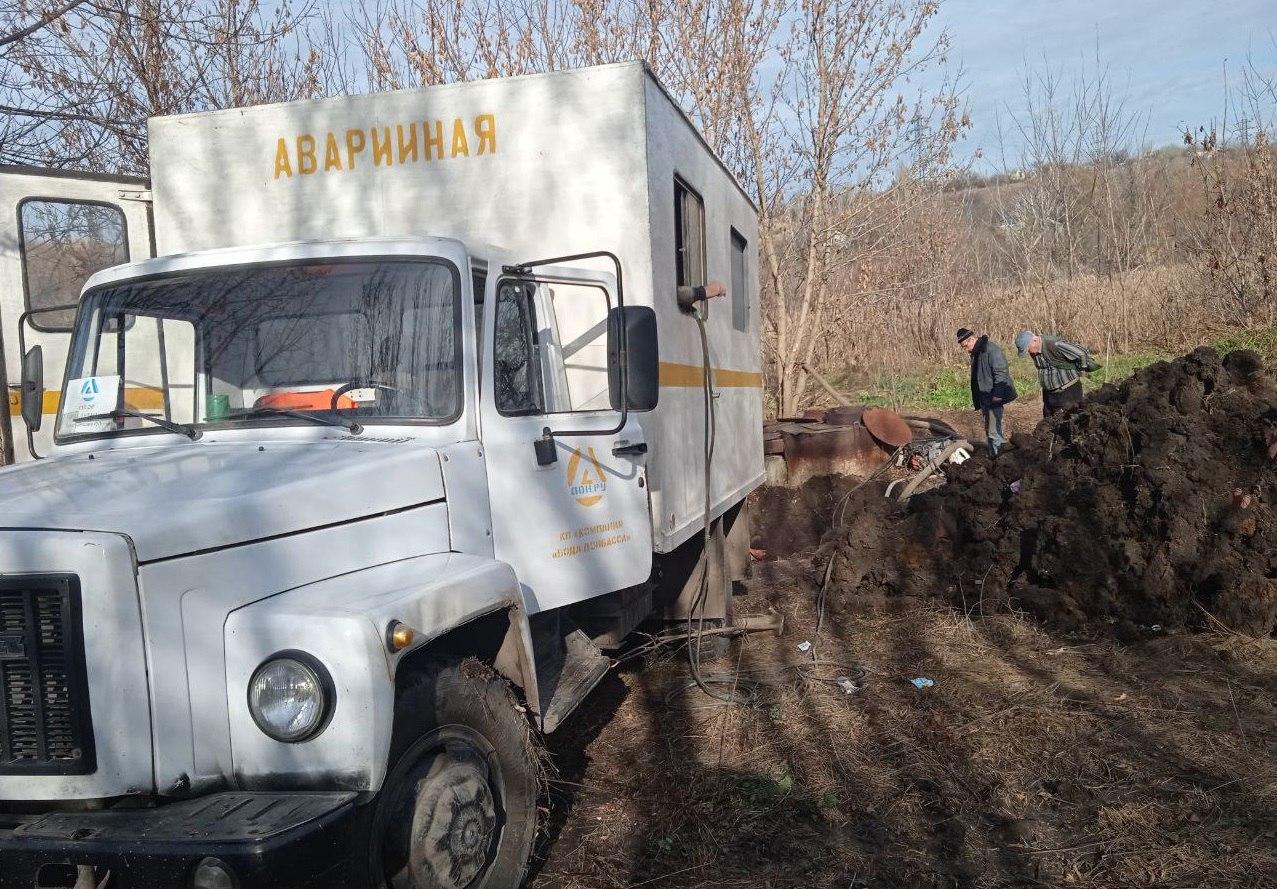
[330,380,400,413]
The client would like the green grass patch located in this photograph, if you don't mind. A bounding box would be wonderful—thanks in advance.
[1213,326,1277,364]
[834,329,1277,413]
[840,350,1171,412]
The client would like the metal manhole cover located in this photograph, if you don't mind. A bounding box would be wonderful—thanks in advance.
[862,407,912,448]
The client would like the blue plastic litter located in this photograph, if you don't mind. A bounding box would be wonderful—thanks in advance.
[910,677,935,689]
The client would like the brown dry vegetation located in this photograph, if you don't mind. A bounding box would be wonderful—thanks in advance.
[780,61,1277,413]
[827,262,1201,376]
[815,136,1277,399]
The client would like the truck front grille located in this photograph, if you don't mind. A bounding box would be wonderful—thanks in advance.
[0,575,95,775]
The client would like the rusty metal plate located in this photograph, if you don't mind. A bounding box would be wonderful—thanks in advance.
[862,407,912,448]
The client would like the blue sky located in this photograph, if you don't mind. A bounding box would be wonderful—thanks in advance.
[930,0,1274,167]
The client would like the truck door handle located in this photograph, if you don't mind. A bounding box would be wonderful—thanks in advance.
[612,441,648,457]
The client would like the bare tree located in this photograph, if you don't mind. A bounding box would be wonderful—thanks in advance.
[749,0,964,414]
[0,1,91,49]
[7,0,976,416]
[1,0,325,172]
[0,1,97,165]
[1183,52,1277,329]
[996,58,1150,282]
[347,0,963,416]
[978,52,1184,352]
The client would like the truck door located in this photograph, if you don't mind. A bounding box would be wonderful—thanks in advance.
[0,168,153,462]
[480,266,654,613]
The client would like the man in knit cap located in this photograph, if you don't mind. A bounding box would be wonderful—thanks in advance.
[957,327,1016,456]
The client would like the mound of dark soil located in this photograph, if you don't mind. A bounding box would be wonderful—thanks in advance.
[827,348,1277,637]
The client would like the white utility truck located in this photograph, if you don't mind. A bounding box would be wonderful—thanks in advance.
[0,62,762,888]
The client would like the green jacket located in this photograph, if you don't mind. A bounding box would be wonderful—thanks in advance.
[1032,336,1101,391]
[1040,336,1100,372]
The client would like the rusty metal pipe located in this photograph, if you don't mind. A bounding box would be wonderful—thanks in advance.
[903,415,961,439]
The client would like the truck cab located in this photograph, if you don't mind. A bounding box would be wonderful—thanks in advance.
[0,62,763,889]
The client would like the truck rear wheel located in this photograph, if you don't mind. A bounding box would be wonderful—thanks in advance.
[370,660,539,889]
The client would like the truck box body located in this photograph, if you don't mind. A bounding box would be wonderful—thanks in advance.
[148,61,763,551]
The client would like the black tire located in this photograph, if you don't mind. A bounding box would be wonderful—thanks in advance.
[368,659,539,889]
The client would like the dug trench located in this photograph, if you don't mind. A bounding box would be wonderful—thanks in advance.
[529,347,1277,888]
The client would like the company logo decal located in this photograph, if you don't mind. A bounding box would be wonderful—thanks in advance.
[80,378,101,402]
[566,447,607,507]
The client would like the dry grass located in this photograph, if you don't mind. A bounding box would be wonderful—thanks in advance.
[799,132,1277,408]
[836,264,1215,376]
[530,562,1277,888]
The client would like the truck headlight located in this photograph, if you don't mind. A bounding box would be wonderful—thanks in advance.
[247,653,332,742]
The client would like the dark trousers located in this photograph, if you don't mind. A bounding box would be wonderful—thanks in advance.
[1043,380,1084,417]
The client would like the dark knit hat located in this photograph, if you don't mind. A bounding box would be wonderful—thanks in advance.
[956,327,975,343]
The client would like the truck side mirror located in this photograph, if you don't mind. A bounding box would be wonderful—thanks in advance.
[20,345,44,432]
[608,306,658,412]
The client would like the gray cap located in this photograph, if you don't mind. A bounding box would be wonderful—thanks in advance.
[1014,330,1034,357]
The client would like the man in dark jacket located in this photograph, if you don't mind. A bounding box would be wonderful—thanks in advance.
[958,327,1017,456]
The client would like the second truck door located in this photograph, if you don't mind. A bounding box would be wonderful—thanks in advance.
[0,167,153,462]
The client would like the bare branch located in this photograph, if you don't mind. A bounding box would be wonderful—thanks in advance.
[0,0,91,50]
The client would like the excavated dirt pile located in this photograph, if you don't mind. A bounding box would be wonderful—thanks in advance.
[827,347,1277,637]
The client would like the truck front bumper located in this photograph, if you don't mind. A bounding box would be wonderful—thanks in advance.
[0,792,359,889]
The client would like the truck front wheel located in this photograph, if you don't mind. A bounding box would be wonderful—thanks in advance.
[370,660,540,889]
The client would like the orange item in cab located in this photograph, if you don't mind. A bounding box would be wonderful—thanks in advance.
[255,389,357,411]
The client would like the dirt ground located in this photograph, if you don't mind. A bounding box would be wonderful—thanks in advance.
[528,349,1277,888]
[531,554,1277,888]
[932,400,1044,452]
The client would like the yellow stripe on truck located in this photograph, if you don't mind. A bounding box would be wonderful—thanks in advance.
[658,362,763,389]
[7,370,758,415]
[8,387,168,415]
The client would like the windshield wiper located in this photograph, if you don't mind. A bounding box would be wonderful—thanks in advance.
[74,408,201,440]
[223,406,363,435]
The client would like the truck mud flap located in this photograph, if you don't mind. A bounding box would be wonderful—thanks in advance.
[531,613,611,734]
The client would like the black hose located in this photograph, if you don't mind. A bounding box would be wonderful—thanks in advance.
[685,312,739,702]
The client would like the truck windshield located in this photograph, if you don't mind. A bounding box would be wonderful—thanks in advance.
[55,258,461,441]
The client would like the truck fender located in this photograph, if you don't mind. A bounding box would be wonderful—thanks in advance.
[224,552,538,794]
[389,584,541,718]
